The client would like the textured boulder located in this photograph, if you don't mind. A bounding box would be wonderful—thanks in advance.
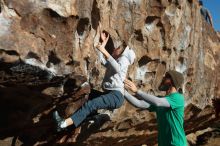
[0,0,220,145]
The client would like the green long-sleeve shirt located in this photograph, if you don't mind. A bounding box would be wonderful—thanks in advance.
[149,92,187,146]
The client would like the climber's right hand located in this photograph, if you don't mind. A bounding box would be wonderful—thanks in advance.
[100,31,107,43]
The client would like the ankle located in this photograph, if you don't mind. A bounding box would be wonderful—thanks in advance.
[66,118,74,127]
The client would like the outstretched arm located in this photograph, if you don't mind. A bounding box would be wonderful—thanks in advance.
[124,79,170,108]
[124,90,150,109]
[136,90,170,108]
[96,48,107,66]
[96,28,111,66]
[94,23,107,66]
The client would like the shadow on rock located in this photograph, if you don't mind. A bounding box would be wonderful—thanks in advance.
[0,61,90,146]
[0,85,56,145]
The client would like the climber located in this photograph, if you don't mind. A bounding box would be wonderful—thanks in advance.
[124,70,187,146]
[199,0,213,27]
[53,30,136,132]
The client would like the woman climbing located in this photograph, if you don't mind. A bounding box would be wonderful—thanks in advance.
[53,29,136,132]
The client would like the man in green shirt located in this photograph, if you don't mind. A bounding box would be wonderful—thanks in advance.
[124,70,187,146]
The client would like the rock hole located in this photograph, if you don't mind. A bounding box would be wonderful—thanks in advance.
[49,9,60,18]
[138,56,152,67]
[76,15,80,19]
[145,16,160,24]
[1,49,19,56]
[47,51,61,66]
[174,0,180,5]
[76,17,90,36]
[156,21,163,28]
[178,57,184,64]
[134,29,144,42]
[44,8,65,22]
[63,78,77,94]
[84,57,90,71]
[156,0,161,3]
[108,1,112,9]
[26,51,41,61]
[161,61,166,65]
[162,47,172,55]
[188,0,193,4]
[91,67,99,77]
[91,0,100,30]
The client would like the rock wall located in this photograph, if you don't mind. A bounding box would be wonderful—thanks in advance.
[0,0,220,145]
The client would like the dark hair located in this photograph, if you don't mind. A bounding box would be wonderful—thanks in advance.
[199,0,203,6]
[99,30,115,55]
[164,73,175,87]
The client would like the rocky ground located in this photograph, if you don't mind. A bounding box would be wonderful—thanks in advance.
[0,0,220,145]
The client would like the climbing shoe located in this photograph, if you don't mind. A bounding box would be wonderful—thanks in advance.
[53,111,65,132]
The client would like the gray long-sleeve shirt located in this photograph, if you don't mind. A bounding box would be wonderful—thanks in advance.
[124,90,170,109]
[124,90,150,109]
[97,46,136,94]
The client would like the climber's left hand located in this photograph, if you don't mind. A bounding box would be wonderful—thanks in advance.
[96,34,111,59]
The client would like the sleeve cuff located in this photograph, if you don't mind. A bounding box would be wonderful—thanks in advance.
[107,55,114,62]
[136,90,143,96]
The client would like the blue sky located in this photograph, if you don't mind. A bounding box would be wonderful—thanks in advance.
[203,0,220,31]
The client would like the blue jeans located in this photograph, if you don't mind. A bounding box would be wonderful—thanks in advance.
[71,90,124,127]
